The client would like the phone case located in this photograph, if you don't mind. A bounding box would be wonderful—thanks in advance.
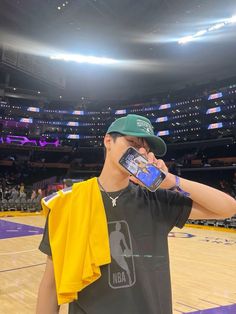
[119,147,166,192]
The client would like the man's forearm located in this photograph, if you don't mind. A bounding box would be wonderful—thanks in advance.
[36,280,59,314]
[168,173,236,218]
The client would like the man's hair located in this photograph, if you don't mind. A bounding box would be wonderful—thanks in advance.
[103,132,124,159]
[108,132,124,141]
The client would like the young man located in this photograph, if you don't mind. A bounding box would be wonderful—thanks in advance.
[37,114,236,314]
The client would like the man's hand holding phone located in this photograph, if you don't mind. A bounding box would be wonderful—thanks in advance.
[119,146,172,192]
[128,147,176,190]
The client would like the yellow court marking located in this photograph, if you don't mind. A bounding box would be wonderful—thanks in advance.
[0,211,43,218]
[185,223,236,233]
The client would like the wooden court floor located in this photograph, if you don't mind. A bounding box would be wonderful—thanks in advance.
[0,215,236,314]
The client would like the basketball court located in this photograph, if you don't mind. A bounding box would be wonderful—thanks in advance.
[1,214,235,314]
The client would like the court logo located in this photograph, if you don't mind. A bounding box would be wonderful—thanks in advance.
[168,232,195,238]
[200,237,236,245]
[108,221,136,289]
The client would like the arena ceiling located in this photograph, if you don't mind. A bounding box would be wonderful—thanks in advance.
[0,0,236,101]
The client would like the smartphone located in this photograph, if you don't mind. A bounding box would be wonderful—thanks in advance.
[119,146,166,192]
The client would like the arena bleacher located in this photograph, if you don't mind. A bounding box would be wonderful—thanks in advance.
[0,80,235,227]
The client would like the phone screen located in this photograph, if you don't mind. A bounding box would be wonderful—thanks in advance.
[119,147,166,192]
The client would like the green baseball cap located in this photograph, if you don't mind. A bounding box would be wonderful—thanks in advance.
[107,114,167,156]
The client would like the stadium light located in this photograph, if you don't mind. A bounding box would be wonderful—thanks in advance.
[178,14,236,44]
[208,23,225,31]
[50,54,119,65]
[178,36,193,45]
[195,30,207,37]
[228,15,236,23]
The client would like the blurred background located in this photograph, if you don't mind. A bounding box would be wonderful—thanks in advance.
[0,0,235,228]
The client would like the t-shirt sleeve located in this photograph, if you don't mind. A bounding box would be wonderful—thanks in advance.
[158,189,193,231]
[39,214,52,256]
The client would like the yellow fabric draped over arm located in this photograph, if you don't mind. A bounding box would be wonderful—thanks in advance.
[41,177,111,305]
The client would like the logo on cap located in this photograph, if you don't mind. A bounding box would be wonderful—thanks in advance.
[137,119,153,134]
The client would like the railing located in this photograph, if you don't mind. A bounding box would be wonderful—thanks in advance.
[0,157,235,170]
[187,216,236,229]
[32,176,57,190]
[0,199,42,212]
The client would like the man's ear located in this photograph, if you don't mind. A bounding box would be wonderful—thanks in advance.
[104,134,112,151]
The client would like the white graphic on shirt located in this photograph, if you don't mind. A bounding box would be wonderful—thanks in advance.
[108,221,136,289]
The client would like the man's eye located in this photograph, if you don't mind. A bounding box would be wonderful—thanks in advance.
[127,139,140,149]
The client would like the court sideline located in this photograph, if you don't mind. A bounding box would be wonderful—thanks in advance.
[0,215,235,314]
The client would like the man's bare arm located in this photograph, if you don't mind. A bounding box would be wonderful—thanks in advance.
[140,148,236,220]
[36,256,59,314]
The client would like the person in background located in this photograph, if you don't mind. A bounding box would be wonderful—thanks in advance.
[35,189,43,203]
[30,190,37,202]
[19,182,25,193]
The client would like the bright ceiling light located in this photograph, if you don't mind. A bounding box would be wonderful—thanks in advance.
[50,54,119,65]
[208,22,225,31]
[228,15,236,24]
[178,36,193,44]
[178,14,236,44]
[195,30,207,37]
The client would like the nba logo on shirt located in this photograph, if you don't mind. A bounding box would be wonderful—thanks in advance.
[108,220,136,289]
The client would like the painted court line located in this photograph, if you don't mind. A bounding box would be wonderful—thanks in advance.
[0,219,43,239]
[0,248,38,255]
[185,303,236,314]
[198,298,222,306]
[176,302,200,311]
[0,262,46,273]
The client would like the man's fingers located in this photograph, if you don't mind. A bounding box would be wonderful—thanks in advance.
[155,159,169,173]
[139,147,148,157]
[154,159,163,168]
[148,155,169,173]
[138,148,168,173]
[147,152,156,164]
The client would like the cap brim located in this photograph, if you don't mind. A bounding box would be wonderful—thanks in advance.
[144,136,167,157]
[113,131,167,157]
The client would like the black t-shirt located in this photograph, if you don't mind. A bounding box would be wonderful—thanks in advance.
[39,183,192,314]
